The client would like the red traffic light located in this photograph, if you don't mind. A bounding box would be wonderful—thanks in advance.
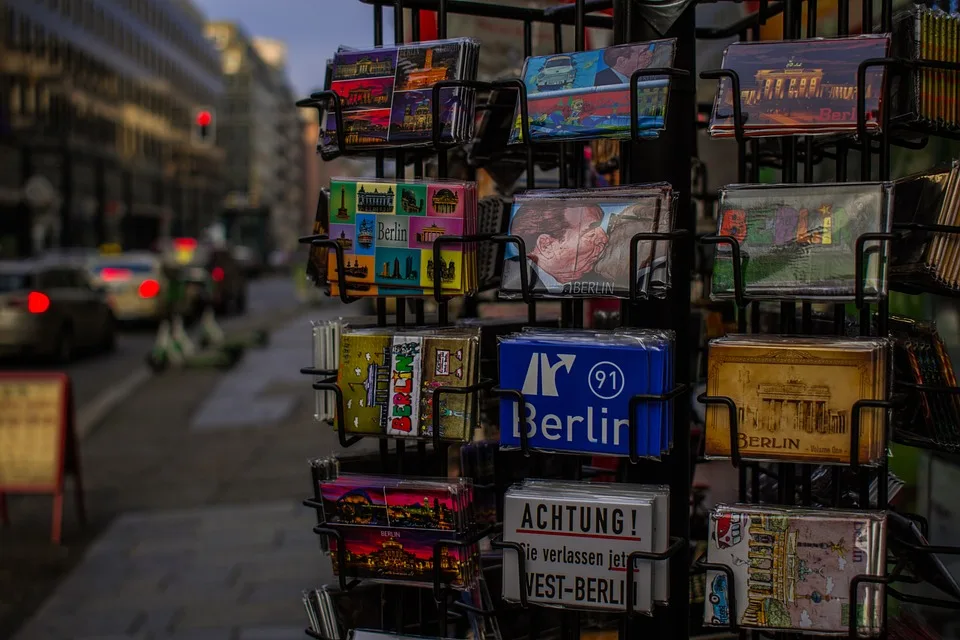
[196,110,212,127]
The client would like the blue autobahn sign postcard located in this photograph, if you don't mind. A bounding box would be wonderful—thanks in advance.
[498,330,673,457]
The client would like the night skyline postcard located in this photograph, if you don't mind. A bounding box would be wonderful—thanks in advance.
[711,35,891,135]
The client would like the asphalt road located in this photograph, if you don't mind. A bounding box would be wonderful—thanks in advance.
[0,274,304,414]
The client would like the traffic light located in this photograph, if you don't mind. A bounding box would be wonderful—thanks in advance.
[193,107,215,145]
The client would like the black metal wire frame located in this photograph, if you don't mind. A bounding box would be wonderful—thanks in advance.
[696,391,897,473]
[853,232,897,310]
[628,68,690,143]
[627,229,690,302]
[689,553,739,631]
[430,379,494,452]
[360,0,613,27]
[489,386,530,457]
[696,1,781,39]
[695,392,741,468]
[430,79,521,150]
[311,526,362,592]
[431,233,534,304]
[627,384,690,464]
[490,539,529,607]
[297,234,361,304]
[311,381,365,449]
[698,69,747,145]
[302,91,347,162]
[431,523,503,627]
[624,536,687,617]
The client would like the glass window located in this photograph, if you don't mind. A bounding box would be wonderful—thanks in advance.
[0,272,29,293]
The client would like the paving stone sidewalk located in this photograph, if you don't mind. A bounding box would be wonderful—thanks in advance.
[4,305,377,640]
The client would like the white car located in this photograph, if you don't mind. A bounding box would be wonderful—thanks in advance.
[89,252,167,322]
[535,55,577,91]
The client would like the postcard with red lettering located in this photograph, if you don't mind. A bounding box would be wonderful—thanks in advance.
[708,35,891,138]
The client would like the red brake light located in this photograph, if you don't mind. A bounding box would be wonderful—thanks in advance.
[211,266,225,282]
[27,291,50,313]
[138,279,161,298]
[100,267,132,281]
[173,237,197,250]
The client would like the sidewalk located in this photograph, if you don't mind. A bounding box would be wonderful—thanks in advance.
[2,305,376,640]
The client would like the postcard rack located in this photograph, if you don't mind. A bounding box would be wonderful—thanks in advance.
[690,0,960,635]
[294,0,701,638]
[296,0,960,638]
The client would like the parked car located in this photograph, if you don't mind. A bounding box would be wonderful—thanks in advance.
[0,258,117,362]
[161,238,247,316]
[207,247,247,315]
[89,251,167,323]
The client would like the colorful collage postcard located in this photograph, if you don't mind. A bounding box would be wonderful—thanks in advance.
[500,184,675,300]
[708,35,891,138]
[711,182,894,301]
[321,39,479,155]
[509,39,677,143]
[705,505,887,635]
[323,177,478,297]
[704,335,889,465]
[336,326,480,442]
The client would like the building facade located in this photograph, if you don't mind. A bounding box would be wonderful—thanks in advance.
[0,0,225,257]
[204,24,304,258]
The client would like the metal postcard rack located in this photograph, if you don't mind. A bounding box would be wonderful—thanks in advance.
[295,0,960,638]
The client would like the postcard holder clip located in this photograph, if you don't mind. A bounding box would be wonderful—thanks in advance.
[628,229,690,302]
[853,232,897,311]
[430,233,534,305]
[297,234,361,304]
[306,90,348,162]
[627,384,689,464]
[499,79,534,148]
[311,526,361,592]
[431,523,503,625]
[695,392,741,468]
[691,552,740,631]
[490,387,531,457]
[698,69,747,143]
[430,377,496,450]
[699,235,747,316]
[430,79,514,151]
[490,538,530,608]
[311,382,364,449]
[847,565,902,639]
[629,67,690,144]
[625,536,687,617]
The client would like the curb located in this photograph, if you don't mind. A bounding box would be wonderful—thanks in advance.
[74,303,313,441]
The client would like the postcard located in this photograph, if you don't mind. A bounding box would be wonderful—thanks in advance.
[704,337,888,465]
[510,39,677,143]
[705,505,886,635]
[499,185,674,300]
[321,39,479,154]
[711,182,894,301]
[709,35,892,137]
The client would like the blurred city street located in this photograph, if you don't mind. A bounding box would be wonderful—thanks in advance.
[0,281,369,640]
